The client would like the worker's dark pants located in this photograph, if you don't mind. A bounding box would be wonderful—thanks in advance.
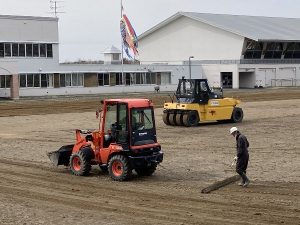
[236,154,249,183]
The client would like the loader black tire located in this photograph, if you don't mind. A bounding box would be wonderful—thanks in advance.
[162,111,170,125]
[69,150,91,176]
[168,113,177,126]
[135,164,157,176]
[182,111,199,127]
[231,107,243,123]
[175,113,184,126]
[108,155,132,181]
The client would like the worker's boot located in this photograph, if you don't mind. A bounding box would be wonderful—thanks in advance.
[243,178,250,187]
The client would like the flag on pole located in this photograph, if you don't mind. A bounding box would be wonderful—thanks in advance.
[120,10,138,59]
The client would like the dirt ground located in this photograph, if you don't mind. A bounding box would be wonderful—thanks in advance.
[0,88,299,225]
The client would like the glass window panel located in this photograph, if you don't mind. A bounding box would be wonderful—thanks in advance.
[146,73,151,84]
[136,73,141,84]
[47,44,53,57]
[66,73,72,86]
[72,73,78,86]
[19,44,25,57]
[151,73,156,84]
[26,44,33,57]
[4,43,11,57]
[98,73,104,86]
[40,44,46,57]
[19,75,27,87]
[27,74,34,87]
[0,43,4,57]
[34,74,40,87]
[0,76,5,88]
[104,73,109,85]
[12,43,18,57]
[60,74,66,87]
[5,75,11,88]
[48,74,53,87]
[112,53,119,60]
[41,74,47,87]
[116,73,122,85]
[33,44,39,57]
[78,73,83,86]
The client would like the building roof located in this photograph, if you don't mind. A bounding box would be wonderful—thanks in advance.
[0,14,58,22]
[138,12,300,42]
[103,45,121,54]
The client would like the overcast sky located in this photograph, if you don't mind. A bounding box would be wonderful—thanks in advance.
[0,0,299,62]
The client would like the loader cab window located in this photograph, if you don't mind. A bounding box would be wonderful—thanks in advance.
[117,103,128,143]
[177,79,195,96]
[131,108,156,146]
[131,108,154,131]
[104,104,117,133]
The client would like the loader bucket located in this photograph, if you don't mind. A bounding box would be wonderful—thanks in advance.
[47,144,74,166]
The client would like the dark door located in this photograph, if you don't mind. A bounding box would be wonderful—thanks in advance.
[221,72,233,88]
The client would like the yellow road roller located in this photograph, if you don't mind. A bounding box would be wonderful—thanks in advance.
[163,77,243,126]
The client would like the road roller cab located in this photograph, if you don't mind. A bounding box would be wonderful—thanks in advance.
[163,77,243,126]
[47,99,163,181]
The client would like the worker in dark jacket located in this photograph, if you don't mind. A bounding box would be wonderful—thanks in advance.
[230,127,250,187]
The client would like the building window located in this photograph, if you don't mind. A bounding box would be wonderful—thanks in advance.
[98,73,110,86]
[244,41,263,59]
[71,73,83,86]
[160,72,171,85]
[33,74,40,87]
[59,73,83,87]
[40,44,46,57]
[41,74,54,87]
[26,44,33,57]
[264,42,283,59]
[19,44,25,57]
[47,44,53,57]
[0,43,4,57]
[12,43,19,57]
[33,44,39,57]
[27,74,34,87]
[112,53,120,61]
[4,43,11,57]
[60,74,66,87]
[0,75,11,88]
[19,74,54,88]
[65,74,72,86]
[284,43,300,59]
[116,73,123,85]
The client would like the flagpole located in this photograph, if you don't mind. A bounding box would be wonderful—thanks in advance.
[120,0,124,85]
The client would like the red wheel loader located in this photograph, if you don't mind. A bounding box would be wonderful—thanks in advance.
[47,99,163,181]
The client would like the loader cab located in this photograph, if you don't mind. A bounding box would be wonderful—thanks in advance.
[102,101,129,148]
[176,78,219,104]
[130,107,156,146]
[102,99,157,149]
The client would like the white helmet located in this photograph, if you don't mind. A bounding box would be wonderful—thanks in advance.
[230,127,238,134]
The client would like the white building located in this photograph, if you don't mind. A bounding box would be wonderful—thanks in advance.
[138,12,300,88]
[0,15,177,98]
[1,12,300,98]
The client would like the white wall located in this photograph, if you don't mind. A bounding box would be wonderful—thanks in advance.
[19,84,178,97]
[0,15,58,43]
[200,64,239,88]
[240,64,300,87]
[138,16,244,63]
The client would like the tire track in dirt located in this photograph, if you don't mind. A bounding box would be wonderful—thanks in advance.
[0,158,299,225]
